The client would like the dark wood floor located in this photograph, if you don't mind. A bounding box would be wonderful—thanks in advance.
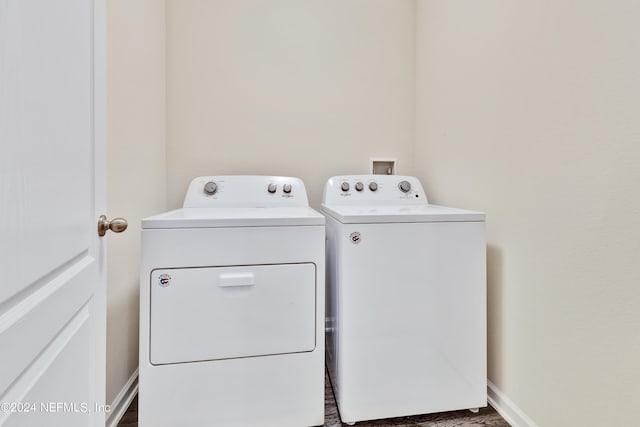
[118,370,509,427]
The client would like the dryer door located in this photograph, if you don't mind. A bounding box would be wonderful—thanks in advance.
[149,263,316,365]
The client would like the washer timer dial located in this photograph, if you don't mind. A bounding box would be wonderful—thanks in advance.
[398,180,412,193]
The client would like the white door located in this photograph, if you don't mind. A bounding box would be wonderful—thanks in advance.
[0,0,107,426]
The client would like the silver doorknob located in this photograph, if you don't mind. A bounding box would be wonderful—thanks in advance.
[98,215,128,237]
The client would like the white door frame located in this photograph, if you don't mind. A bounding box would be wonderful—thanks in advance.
[92,0,108,424]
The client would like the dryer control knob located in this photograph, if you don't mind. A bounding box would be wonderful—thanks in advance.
[283,183,292,193]
[398,180,412,193]
[267,183,277,193]
[355,182,364,191]
[203,181,218,195]
[341,182,350,192]
[369,182,378,191]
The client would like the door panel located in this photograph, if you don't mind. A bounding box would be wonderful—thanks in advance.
[0,256,95,395]
[2,306,91,427]
[0,0,92,303]
[150,263,317,364]
[0,0,106,425]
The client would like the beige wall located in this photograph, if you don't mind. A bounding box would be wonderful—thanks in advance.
[107,0,166,407]
[416,1,640,425]
[166,0,416,208]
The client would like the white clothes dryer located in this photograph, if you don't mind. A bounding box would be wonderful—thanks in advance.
[139,176,325,427]
[322,175,486,425]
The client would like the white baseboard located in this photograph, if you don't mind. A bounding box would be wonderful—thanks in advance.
[487,380,538,427]
[106,368,139,427]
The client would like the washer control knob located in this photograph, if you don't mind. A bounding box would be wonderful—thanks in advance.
[267,183,277,193]
[203,181,218,195]
[355,182,364,192]
[369,181,378,191]
[398,180,412,193]
[341,182,350,192]
[283,183,292,194]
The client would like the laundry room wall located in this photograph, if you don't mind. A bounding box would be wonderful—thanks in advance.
[107,0,166,417]
[415,1,640,426]
[165,0,416,208]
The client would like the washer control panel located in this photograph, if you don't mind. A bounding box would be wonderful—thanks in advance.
[184,176,310,208]
[322,175,428,205]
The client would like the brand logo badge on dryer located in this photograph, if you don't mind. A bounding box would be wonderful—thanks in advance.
[158,274,171,287]
[350,232,361,244]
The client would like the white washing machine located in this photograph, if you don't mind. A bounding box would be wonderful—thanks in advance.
[139,176,325,427]
[322,175,486,425]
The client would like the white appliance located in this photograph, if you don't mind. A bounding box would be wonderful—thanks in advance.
[322,175,486,425]
[139,176,325,427]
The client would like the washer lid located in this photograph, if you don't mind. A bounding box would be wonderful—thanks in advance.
[321,204,484,224]
[142,207,325,229]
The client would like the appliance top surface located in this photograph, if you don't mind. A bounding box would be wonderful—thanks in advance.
[143,206,324,228]
[143,175,324,228]
[321,175,484,223]
[321,204,484,224]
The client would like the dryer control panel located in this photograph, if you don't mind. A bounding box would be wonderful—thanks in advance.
[183,176,310,208]
[322,175,428,206]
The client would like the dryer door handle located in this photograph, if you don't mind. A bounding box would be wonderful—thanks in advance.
[217,272,256,288]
